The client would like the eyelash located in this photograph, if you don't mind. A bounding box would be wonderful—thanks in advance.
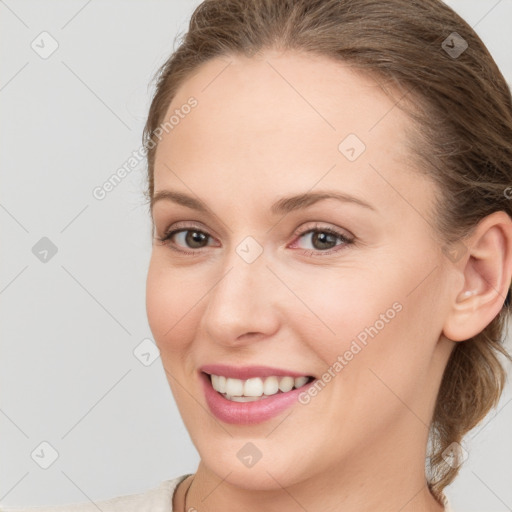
[290,224,354,256]
[155,222,355,257]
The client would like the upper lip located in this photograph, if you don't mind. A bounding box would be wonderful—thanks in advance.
[200,364,313,380]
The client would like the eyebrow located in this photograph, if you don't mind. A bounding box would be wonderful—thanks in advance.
[151,189,376,215]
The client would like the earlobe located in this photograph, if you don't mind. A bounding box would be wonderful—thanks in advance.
[442,211,512,343]
[443,284,482,342]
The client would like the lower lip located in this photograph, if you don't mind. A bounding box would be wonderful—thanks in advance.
[200,372,315,425]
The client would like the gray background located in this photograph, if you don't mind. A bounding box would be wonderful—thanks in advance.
[1,1,511,510]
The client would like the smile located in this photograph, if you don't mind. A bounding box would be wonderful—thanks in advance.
[209,374,312,402]
[199,365,317,424]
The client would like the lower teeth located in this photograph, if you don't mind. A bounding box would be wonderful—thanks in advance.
[222,394,274,402]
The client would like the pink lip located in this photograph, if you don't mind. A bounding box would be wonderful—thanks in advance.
[199,370,316,425]
[200,364,312,380]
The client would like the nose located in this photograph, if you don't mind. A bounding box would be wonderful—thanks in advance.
[199,247,282,347]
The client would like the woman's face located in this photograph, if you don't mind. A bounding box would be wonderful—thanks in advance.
[146,51,457,489]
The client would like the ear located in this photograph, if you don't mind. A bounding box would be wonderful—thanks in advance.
[442,211,512,342]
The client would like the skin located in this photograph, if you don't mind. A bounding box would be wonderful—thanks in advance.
[146,50,512,512]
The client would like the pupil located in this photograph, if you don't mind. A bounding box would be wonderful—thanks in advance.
[187,231,207,248]
[313,232,336,250]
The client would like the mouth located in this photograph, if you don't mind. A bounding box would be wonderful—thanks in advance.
[204,372,315,402]
[199,366,318,424]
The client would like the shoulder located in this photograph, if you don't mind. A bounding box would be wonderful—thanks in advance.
[0,474,192,512]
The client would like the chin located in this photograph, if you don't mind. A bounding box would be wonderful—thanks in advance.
[199,443,311,491]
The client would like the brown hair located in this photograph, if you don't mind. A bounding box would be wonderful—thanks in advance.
[142,0,512,499]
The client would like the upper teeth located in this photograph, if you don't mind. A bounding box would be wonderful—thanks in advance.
[210,374,310,397]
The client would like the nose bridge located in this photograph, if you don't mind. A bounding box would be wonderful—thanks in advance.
[200,239,279,343]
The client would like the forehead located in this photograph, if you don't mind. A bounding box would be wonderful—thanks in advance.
[152,50,431,220]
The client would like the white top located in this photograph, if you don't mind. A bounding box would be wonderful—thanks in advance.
[1,474,454,511]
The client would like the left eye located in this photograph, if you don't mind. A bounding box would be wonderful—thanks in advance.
[292,228,353,253]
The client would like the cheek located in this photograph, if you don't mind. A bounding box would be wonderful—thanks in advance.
[294,257,439,382]
[286,265,403,364]
[145,254,200,352]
